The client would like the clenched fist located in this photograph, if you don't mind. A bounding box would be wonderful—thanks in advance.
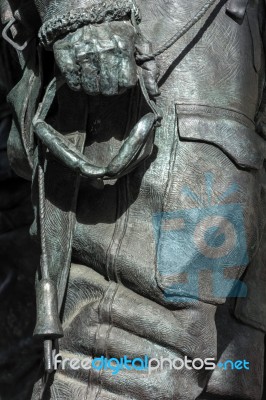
[53,21,138,96]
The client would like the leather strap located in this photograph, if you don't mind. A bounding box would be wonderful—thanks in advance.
[35,131,86,311]
[33,71,160,181]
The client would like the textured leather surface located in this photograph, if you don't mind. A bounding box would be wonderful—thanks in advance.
[32,1,266,399]
[73,104,265,304]
[176,103,266,169]
[34,0,121,22]
[3,0,266,398]
[33,264,218,400]
[31,264,264,400]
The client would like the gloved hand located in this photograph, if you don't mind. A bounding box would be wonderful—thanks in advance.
[53,21,159,97]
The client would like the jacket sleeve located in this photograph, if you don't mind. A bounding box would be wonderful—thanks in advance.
[34,0,139,49]
[1,0,139,50]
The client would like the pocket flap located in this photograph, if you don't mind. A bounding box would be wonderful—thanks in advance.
[176,104,266,170]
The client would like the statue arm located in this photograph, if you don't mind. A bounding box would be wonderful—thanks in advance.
[1,1,158,97]
[26,0,142,96]
[30,0,158,97]
[33,0,138,49]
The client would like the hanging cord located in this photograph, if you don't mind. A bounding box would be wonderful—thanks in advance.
[38,144,55,375]
[136,0,219,63]
[38,145,49,282]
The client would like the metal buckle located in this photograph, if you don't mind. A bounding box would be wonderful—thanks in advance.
[2,17,29,51]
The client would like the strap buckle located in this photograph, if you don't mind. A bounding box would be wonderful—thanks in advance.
[2,17,29,51]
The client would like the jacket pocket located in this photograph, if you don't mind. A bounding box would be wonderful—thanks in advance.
[153,103,266,305]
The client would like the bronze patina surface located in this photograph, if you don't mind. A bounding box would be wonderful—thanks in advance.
[1,0,266,399]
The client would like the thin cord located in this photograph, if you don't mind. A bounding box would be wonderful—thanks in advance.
[136,0,218,62]
[38,144,49,280]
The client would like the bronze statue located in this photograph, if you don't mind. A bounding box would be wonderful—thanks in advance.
[1,0,266,398]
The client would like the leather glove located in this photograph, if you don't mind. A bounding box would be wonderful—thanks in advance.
[53,21,159,97]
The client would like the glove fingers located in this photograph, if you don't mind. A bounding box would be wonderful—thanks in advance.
[53,22,138,96]
[54,44,81,91]
[98,44,119,95]
[78,50,100,95]
[76,26,100,95]
[94,25,119,96]
[115,35,138,90]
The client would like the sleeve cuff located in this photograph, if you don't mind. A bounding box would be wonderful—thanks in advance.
[39,1,140,49]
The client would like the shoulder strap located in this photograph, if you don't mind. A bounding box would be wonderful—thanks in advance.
[7,43,41,180]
